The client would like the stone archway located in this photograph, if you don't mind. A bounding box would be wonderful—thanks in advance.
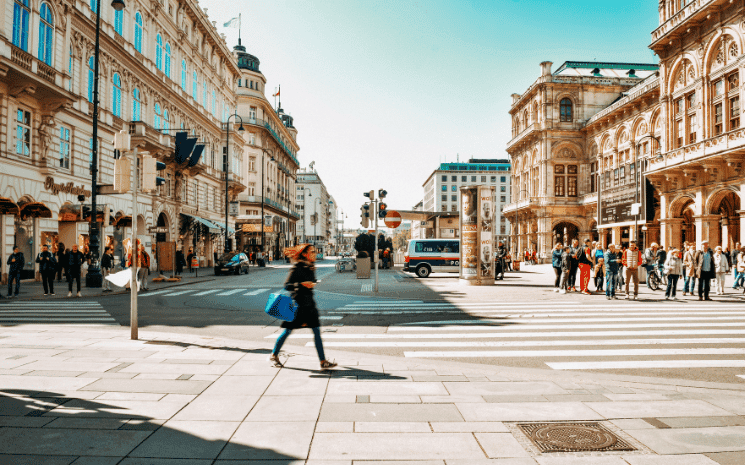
[552,221,579,246]
[708,190,741,249]
[157,212,170,243]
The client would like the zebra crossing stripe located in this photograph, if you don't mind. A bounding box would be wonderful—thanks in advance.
[243,288,269,296]
[400,348,745,358]
[137,289,173,297]
[547,360,745,370]
[192,290,220,296]
[217,289,246,296]
[737,375,745,380]
[266,329,745,339]
[310,337,745,348]
[384,316,745,327]
[162,290,193,296]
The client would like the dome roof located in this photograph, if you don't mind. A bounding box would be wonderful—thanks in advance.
[233,43,260,73]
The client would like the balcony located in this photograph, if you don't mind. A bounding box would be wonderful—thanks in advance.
[649,127,745,172]
[2,44,73,107]
[506,123,538,151]
[650,0,725,51]
[238,195,301,219]
[229,119,299,167]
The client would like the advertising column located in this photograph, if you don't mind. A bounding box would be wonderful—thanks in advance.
[460,186,495,286]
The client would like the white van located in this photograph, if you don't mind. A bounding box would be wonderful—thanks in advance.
[403,239,460,278]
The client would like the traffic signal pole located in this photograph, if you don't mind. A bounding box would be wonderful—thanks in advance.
[130,147,139,340]
[374,199,379,293]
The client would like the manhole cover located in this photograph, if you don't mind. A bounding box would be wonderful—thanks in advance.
[517,422,637,453]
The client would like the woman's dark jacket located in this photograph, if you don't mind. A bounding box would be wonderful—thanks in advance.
[101,253,114,269]
[282,260,320,329]
[67,251,85,275]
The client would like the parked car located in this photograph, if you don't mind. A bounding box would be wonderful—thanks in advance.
[214,253,250,275]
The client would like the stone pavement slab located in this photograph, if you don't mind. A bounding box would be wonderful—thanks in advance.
[218,421,316,460]
[584,400,737,419]
[456,401,605,422]
[319,403,464,422]
[308,432,487,460]
[624,426,745,454]
[129,420,239,459]
[245,395,324,422]
[170,395,259,421]
[79,378,211,394]
[0,427,150,456]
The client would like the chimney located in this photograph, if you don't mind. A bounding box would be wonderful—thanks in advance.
[511,93,521,105]
[540,61,553,76]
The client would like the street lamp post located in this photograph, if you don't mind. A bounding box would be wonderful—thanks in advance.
[87,0,126,289]
[633,134,661,246]
[224,113,244,253]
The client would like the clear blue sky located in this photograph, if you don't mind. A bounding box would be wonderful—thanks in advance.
[202,0,659,228]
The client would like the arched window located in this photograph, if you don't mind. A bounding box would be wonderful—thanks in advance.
[192,71,198,100]
[164,43,171,78]
[90,0,98,14]
[212,90,216,116]
[112,73,122,117]
[156,34,163,70]
[87,56,95,102]
[202,81,207,108]
[132,87,141,121]
[134,12,142,53]
[163,109,170,132]
[560,98,573,122]
[114,8,123,35]
[154,103,161,130]
[181,60,186,90]
[38,3,54,65]
[13,0,31,51]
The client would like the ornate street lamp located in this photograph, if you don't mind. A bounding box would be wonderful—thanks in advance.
[87,0,126,288]
[224,113,244,253]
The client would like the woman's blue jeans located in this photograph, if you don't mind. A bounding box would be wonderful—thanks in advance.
[272,327,326,361]
[684,276,696,293]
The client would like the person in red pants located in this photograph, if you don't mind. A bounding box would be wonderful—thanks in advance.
[577,238,594,295]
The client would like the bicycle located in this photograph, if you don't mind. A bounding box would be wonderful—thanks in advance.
[647,266,667,291]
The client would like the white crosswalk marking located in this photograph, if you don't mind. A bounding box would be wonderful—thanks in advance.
[137,289,171,297]
[192,289,220,296]
[162,290,193,296]
[217,289,247,296]
[0,301,116,324]
[243,288,269,296]
[284,299,745,373]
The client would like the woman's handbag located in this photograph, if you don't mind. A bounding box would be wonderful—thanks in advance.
[264,291,298,322]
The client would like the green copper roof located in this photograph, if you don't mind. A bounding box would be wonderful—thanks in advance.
[554,61,659,74]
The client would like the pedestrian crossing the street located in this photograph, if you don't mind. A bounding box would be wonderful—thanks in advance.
[0,301,116,325]
[266,299,745,372]
[139,288,271,298]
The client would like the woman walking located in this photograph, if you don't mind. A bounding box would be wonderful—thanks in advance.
[269,244,337,370]
[683,244,696,296]
[714,246,729,295]
[664,248,683,300]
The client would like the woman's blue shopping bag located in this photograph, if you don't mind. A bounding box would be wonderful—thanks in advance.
[264,291,298,322]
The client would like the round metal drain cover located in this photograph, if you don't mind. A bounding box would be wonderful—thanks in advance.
[517,422,637,453]
[534,424,616,451]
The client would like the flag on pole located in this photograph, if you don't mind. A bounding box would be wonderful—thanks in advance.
[224,17,240,28]
[273,87,280,97]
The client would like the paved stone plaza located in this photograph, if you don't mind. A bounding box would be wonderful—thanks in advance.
[0,325,744,464]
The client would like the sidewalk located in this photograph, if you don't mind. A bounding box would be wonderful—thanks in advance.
[1,324,743,464]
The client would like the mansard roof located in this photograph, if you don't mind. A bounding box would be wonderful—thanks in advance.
[554,61,659,78]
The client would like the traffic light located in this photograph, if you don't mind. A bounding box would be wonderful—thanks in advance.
[363,190,375,201]
[142,155,166,192]
[81,205,92,221]
[378,202,388,218]
[113,156,131,193]
[361,203,370,228]
[378,189,387,199]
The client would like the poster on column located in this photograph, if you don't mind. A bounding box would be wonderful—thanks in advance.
[460,187,478,279]
[479,186,494,280]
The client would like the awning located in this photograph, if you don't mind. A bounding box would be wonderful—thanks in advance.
[17,200,52,219]
[213,220,236,234]
[58,204,113,223]
[182,213,221,234]
[114,214,132,228]
[0,197,20,216]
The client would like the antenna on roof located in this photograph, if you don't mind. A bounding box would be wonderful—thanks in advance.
[457,153,459,163]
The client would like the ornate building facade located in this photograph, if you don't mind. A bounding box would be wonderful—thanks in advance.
[0,0,245,280]
[506,0,745,259]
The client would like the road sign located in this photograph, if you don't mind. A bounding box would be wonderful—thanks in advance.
[148,226,168,234]
[384,211,402,228]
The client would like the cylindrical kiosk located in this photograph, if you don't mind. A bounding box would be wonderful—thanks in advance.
[459,185,495,286]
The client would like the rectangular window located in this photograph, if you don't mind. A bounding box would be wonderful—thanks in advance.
[451,194,457,201]
[554,176,565,197]
[15,109,31,156]
[675,98,683,115]
[714,80,724,97]
[590,162,597,193]
[500,186,506,192]
[567,165,577,175]
[481,176,486,182]
[451,205,458,212]
[501,176,506,182]
[491,176,496,182]
[567,176,577,197]
[714,103,723,135]
[730,96,740,130]
[451,175,456,182]
[500,195,506,202]
[441,194,447,201]
[249,107,257,122]
[441,175,447,182]
[676,119,684,147]
[441,185,447,192]
[619,166,626,184]
[613,168,619,187]
[451,185,457,192]
[688,113,697,144]
[687,92,696,109]
[461,176,467,182]
[59,126,70,169]
[441,205,447,211]
[471,176,476,182]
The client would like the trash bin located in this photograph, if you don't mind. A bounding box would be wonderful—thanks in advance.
[356,257,371,279]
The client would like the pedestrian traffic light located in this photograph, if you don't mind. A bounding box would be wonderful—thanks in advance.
[81,205,91,221]
[363,190,375,200]
[142,155,166,192]
[378,202,388,218]
[361,203,370,228]
[378,189,387,199]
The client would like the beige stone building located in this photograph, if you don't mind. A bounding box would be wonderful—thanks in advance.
[0,0,245,280]
[506,1,745,258]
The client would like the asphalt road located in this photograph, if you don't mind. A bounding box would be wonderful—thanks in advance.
[2,259,744,386]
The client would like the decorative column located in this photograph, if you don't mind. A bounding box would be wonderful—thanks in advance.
[664,218,683,249]
[696,215,720,246]
[739,210,745,244]
[612,226,621,245]
[721,216,729,250]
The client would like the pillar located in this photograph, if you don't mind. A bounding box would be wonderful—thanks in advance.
[739,210,745,245]
[664,218,683,249]
[629,225,637,244]
[600,229,608,249]
[721,217,729,250]
[696,215,719,246]
[611,226,621,246]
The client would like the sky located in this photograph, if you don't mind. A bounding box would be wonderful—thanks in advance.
[201,0,660,230]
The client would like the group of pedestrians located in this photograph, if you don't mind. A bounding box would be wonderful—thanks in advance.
[552,238,745,301]
[1,243,89,299]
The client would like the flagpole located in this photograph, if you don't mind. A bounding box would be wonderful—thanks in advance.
[238,13,241,44]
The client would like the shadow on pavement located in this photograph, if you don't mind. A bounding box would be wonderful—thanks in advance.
[0,389,302,462]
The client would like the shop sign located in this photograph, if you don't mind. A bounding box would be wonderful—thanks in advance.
[241,224,274,233]
[44,177,91,197]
